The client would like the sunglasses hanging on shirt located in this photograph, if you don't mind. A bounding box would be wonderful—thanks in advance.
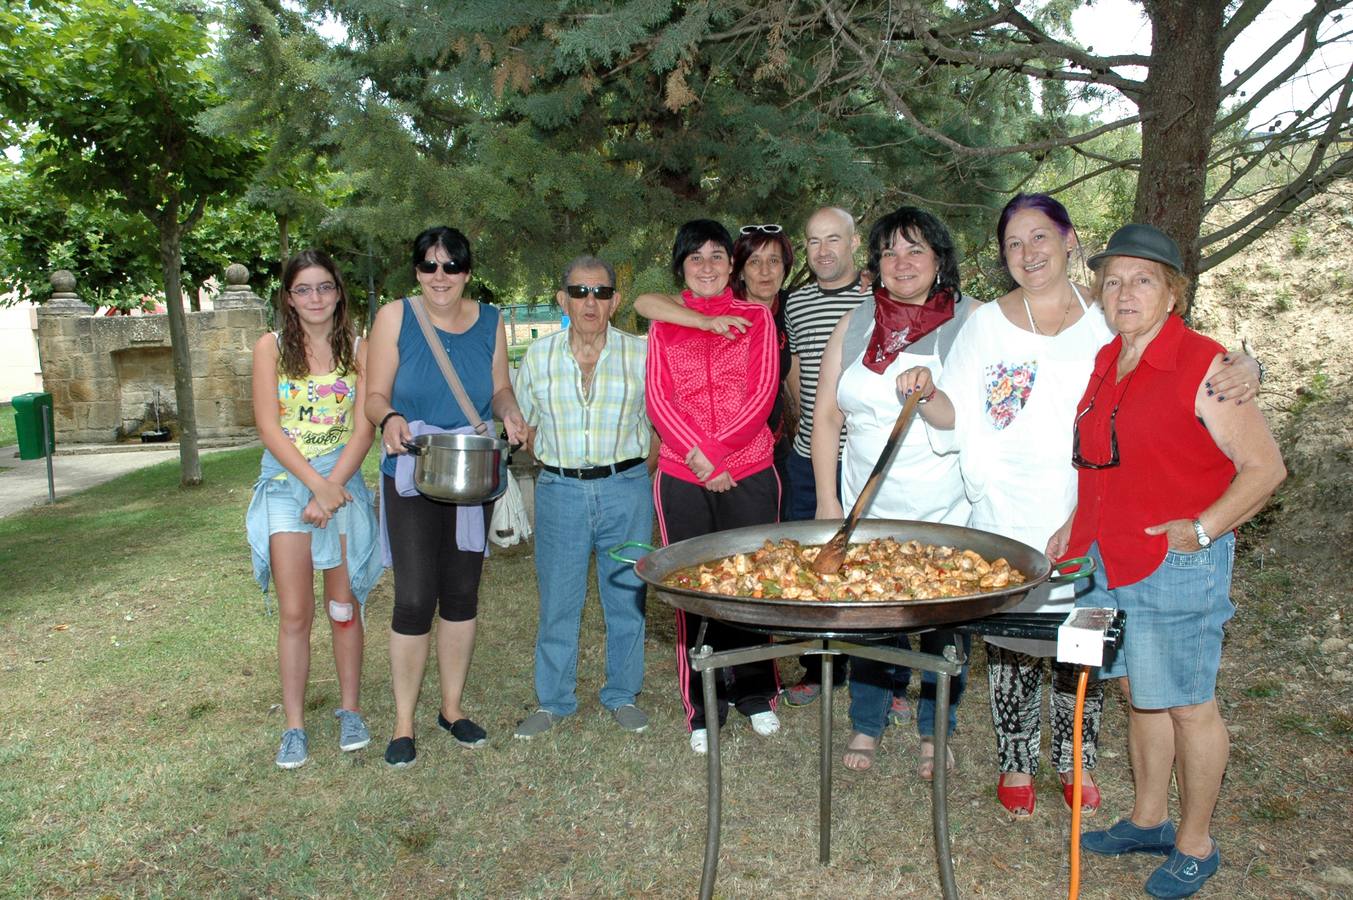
[416,259,466,274]
[564,284,617,300]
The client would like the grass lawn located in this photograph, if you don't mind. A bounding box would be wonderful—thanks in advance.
[0,448,1347,897]
[0,402,18,448]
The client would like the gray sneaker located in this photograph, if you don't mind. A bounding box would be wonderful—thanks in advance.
[514,709,564,739]
[335,708,371,752]
[611,703,649,733]
[275,728,308,769]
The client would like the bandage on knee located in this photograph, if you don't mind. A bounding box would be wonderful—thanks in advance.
[328,600,354,623]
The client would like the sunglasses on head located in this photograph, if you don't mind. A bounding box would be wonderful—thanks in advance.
[564,284,616,300]
[416,259,465,275]
[740,223,783,235]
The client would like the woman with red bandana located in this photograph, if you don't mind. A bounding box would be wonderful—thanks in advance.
[811,206,976,775]
[644,219,783,755]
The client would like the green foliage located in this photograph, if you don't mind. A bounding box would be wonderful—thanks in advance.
[218,0,1032,301]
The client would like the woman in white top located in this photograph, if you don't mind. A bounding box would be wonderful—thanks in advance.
[813,206,973,776]
[898,193,1261,818]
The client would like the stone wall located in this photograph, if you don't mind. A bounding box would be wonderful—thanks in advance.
[35,270,267,445]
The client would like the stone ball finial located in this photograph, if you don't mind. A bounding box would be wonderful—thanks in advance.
[40,269,93,317]
[214,262,266,310]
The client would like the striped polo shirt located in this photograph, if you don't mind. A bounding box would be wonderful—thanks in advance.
[515,325,650,469]
[783,275,870,457]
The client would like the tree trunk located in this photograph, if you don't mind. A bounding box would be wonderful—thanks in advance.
[1135,0,1228,303]
[159,221,203,486]
[278,212,289,265]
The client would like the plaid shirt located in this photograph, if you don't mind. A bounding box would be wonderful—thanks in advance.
[516,326,650,469]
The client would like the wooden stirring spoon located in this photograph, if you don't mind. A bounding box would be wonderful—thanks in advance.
[811,389,925,575]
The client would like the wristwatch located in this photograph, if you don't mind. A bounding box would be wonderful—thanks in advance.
[1192,519,1212,548]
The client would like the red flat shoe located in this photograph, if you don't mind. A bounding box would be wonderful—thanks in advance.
[997,773,1036,819]
[1061,772,1102,815]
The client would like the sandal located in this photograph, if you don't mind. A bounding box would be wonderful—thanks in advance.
[997,773,1036,818]
[1061,771,1102,815]
[842,731,879,771]
[917,737,956,782]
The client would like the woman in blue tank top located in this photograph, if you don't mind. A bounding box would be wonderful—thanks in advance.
[365,226,528,767]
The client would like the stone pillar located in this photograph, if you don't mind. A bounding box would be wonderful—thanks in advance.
[213,263,267,309]
[38,270,94,317]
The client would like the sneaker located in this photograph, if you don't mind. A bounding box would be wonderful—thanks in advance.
[689,728,709,754]
[335,709,371,752]
[437,711,488,748]
[782,679,821,707]
[514,709,563,739]
[384,736,416,768]
[888,695,913,726]
[610,704,649,733]
[749,710,780,736]
[1145,843,1220,898]
[275,728,308,769]
[1082,818,1177,856]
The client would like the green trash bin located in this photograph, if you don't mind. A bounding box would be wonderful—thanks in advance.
[12,392,54,460]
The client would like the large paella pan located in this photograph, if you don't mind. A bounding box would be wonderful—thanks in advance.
[613,519,1090,631]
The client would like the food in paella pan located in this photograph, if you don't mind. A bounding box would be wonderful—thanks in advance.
[663,538,1026,602]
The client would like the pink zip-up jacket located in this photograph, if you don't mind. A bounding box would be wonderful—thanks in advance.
[646,287,777,484]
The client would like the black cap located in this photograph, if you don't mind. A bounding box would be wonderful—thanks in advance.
[1087,223,1183,273]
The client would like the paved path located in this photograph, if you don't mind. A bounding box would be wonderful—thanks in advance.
[0,442,253,519]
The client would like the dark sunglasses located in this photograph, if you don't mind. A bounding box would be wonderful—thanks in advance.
[1071,370,1136,470]
[416,259,465,275]
[564,284,616,300]
[740,223,783,235]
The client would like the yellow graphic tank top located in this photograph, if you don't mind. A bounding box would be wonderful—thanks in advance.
[275,336,358,460]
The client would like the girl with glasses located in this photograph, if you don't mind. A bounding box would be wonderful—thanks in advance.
[247,249,382,769]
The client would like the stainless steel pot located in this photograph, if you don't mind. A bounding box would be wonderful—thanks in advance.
[612,519,1092,632]
[404,433,509,504]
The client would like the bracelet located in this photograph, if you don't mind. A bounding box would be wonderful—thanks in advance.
[378,410,404,432]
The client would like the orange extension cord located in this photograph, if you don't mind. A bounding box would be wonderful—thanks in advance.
[1068,666,1089,900]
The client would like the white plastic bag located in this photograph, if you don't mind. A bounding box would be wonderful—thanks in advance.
[489,472,532,547]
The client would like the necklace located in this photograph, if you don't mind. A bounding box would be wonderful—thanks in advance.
[1022,291,1073,336]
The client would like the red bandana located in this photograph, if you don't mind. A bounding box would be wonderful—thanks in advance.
[861,285,956,374]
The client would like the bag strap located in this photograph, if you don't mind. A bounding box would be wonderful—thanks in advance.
[406,296,489,435]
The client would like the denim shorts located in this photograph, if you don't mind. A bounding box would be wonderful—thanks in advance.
[1076,533,1235,710]
[266,479,352,536]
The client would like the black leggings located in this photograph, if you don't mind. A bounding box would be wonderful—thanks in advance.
[656,467,782,730]
[384,475,487,635]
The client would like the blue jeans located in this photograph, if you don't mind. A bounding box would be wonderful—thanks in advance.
[784,450,818,522]
[849,631,970,739]
[532,465,653,716]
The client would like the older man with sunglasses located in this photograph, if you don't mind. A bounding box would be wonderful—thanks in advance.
[512,256,657,739]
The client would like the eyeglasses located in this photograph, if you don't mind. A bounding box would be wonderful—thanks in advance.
[416,259,466,275]
[740,223,783,235]
[564,284,616,300]
[1071,370,1135,470]
[289,283,337,298]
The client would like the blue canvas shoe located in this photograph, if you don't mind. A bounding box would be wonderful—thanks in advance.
[1145,842,1220,898]
[275,728,308,769]
[335,708,371,752]
[1081,818,1176,856]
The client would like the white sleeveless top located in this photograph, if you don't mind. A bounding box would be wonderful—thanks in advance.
[837,344,969,526]
[931,288,1114,653]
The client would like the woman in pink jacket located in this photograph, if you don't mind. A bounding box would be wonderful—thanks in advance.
[644,219,782,754]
